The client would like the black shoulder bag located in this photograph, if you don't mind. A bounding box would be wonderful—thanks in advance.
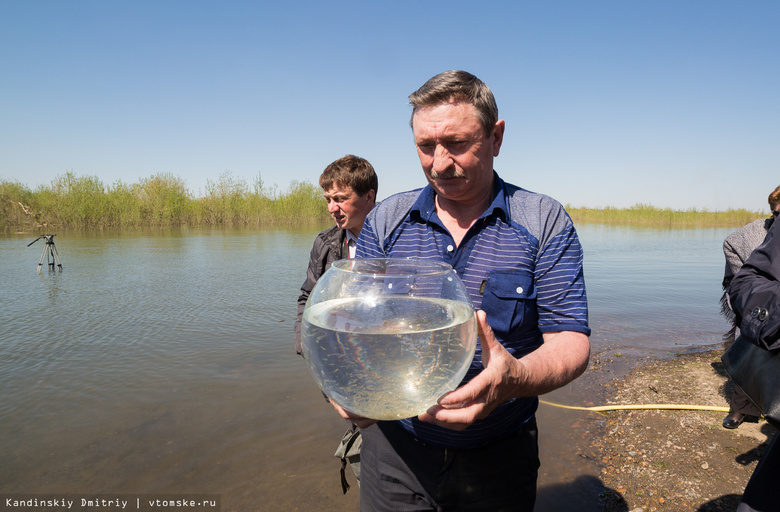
[722,333,780,429]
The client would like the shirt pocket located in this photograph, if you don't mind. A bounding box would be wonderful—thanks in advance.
[480,270,537,338]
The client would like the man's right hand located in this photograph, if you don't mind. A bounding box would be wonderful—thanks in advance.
[330,400,378,429]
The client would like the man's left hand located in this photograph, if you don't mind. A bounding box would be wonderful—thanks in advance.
[418,309,526,430]
[418,309,590,431]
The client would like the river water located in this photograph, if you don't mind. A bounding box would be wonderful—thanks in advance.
[0,224,736,511]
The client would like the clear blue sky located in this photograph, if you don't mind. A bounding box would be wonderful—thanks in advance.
[2,1,778,211]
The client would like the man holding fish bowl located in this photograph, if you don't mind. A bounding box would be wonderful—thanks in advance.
[301,70,591,511]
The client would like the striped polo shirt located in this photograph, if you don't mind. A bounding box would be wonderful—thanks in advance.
[356,173,590,449]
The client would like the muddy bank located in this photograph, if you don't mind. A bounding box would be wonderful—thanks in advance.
[574,348,776,512]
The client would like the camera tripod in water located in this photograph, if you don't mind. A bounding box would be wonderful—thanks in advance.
[28,234,63,272]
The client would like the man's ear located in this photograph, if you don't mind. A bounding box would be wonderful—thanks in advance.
[492,120,505,157]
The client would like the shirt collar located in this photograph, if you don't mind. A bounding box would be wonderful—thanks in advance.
[345,229,359,244]
[410,171,509,223]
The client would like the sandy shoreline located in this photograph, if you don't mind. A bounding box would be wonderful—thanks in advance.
[578,348,777,511]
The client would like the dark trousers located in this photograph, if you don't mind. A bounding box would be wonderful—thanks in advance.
[359,419,539,512]
[731,386,762,416]
[738,433,780,512]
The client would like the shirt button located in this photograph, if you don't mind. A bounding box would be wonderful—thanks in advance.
[516,287,524,294]
[447,245,454,252]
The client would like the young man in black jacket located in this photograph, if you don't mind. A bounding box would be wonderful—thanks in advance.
[294,154,377,356]
[293,155,377,492]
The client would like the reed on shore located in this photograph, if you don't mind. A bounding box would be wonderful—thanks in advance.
[1,172,331,232]
[0,172,765,232]
[566,204,765,228]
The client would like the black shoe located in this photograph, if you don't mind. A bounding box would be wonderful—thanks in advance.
[723,412,746,429]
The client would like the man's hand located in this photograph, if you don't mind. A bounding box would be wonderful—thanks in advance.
[330,400,378,429]
[419,309,590,431]
[418,310,522,430]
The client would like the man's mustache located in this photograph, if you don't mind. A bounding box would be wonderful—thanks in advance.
[429,169,465,179]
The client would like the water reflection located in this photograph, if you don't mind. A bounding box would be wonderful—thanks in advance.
[0,225,736,510]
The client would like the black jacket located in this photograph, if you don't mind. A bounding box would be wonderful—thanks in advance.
[729,219,780,350]
[294,226,348,355]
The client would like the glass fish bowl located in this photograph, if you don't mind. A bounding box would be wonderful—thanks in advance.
[301,258,478,420]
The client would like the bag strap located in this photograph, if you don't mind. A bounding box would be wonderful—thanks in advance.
[334,428,361,494]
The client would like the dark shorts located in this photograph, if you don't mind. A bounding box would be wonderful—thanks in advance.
[359,418,540,512]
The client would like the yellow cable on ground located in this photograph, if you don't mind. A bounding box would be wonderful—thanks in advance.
[540,400,730,413]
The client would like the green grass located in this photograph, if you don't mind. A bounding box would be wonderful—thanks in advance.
[566,203,764,228]
[1,171,331,232]
[1,172,765,231]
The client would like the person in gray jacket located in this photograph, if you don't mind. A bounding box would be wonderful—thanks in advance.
[721,185,780,428]
[294,154,378,356]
